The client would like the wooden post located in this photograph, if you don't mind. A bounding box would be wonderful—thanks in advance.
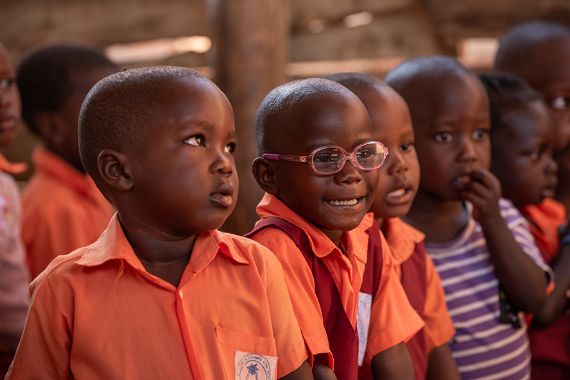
[208,0,289,235]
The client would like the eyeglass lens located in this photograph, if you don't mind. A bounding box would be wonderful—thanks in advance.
[312,142,385,174]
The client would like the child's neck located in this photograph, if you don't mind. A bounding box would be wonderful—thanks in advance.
[404,191,469,244]
[119,215,197,287]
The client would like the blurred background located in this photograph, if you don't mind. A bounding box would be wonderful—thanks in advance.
[1,0,569,234]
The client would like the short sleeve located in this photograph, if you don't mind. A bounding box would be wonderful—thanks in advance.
[252,228,334,368]
[365,236,424,362]
[7,275,72,379]
[502,199,554,290]
[422,253,455,351]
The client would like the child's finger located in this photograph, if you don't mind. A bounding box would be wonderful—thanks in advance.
[468,169,501,193]
[462,180,492,200]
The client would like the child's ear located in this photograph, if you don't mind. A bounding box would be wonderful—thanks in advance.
[97,149,133,192]
[252,157,278,195]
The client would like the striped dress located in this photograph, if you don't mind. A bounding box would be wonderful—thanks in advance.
[425,199,550,380]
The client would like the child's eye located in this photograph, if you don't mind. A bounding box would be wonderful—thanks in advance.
[225,142,236,154]
[473,128,489,140]
[184,135,205,146]
[434,132,453,143]
[0,78,15,90]
[400,141,415,152]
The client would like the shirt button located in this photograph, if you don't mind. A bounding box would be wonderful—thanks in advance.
[178,290,184,298]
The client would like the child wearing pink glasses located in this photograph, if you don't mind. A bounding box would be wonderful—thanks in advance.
[247,78,424,380]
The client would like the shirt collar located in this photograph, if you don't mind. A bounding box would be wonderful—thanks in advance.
[77,214,249,271]
[256,193,369,262]
[0,153,27,175]
[382,217,424,265]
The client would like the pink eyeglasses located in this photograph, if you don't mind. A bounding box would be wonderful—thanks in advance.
[262,140,388,175]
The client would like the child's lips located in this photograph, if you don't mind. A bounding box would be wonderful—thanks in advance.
[385,187,414,205]
[210,183,235,208]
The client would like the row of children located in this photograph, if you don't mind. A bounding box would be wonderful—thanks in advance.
[0,19,568,380]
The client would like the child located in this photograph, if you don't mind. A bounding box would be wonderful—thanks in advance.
[494,21,570,212]
[17,44,118,278]
[7,67,311,379]
[329,72,460,380]
[480,71,570,380]
[248,78,424,379]
[0,43,29,379]
[385,56,553,379]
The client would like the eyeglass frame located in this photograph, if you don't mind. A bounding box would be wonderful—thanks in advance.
[261,140,389,175]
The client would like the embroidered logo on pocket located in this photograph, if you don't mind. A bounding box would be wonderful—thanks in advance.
[235,350,277,380]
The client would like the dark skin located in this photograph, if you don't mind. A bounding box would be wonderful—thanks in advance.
[502,36,570,211]
[0,45,20,149]
[99,78,312,379]
[404,73,546,313]
[491,101,570,327]
[255,87,408,379]
[342,82,459,380]
[35,68,116,173]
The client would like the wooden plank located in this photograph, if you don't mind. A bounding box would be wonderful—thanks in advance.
[209,0,288,234]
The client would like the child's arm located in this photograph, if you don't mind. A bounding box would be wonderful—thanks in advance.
[372,342,414,380]
[7,277,72,379]
[426,344,460,380]
[312,355,337,380]
[279,362,314,380]
[460,169,547,312]
[532,238,570,326]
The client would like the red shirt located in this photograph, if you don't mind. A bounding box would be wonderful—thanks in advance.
[252,193,424,367]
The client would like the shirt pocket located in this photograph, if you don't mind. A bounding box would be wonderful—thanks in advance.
[215,326,278,379]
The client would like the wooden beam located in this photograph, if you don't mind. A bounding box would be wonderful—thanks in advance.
[209,0,289,235]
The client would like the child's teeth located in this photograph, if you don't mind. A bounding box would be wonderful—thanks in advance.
[329,199,358,206]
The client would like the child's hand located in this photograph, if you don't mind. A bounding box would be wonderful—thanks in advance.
[455,168,501,222]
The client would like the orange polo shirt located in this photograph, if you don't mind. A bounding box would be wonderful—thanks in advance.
[382,218,455,352]
[7,215,307,379]
[253,193,424,367]
[22,147,114,278]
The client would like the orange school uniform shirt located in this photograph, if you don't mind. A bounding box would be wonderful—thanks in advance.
[382,218,455,353]
[22,147,114,278]
[252,193,424,367]
[7,215,307,380]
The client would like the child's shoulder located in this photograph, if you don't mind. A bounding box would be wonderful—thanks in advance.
[213,230,284,270]
[30,245,91,293]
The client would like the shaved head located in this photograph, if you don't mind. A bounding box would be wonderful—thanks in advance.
[255,78,363,154]
[495,21,570,84]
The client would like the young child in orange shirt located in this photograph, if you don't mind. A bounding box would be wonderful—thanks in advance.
[7,67,311,379]
[480,71,570,380]
[248,78,424,379]
[0,43,29,379]
[17,44,118,278]
[329,72,459,380]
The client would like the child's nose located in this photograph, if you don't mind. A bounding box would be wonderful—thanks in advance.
[211,151,234,175]
[457,136,478,162]
[546,155,558,175]
[335,159,362,185]
[387,151,407,175]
